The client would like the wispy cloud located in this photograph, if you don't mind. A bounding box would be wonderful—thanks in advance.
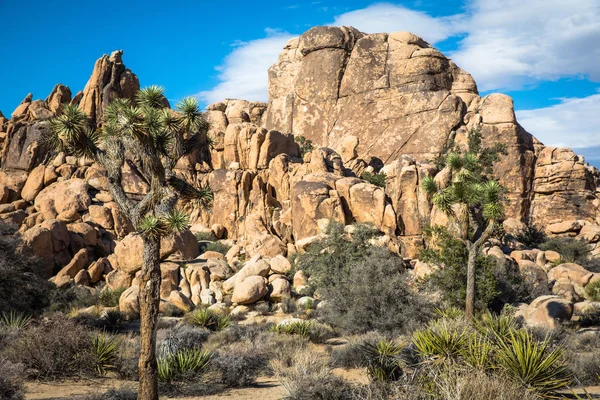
[516,91,600,150]
[195,29,293,104]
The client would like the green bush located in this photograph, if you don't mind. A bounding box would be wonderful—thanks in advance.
[0,357,24,400]
[195,231,217,242]
[585,279,600,301]
[294,135,314,158]
[47,285,98,313]
[0,222,53,314]
[513,225,547,248]
[98,287,127,307]
[205,241,231,255]
[420,227,530,312]
[297,222,430,335]
[361,171,387,188]
[541,237,600,271]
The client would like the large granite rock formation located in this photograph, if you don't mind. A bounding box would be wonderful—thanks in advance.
[264,26,599,225]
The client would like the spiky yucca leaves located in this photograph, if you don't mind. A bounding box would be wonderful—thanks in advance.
[494,329,572,397]
[413,320,469,364]
[139,215,168,239]
[474,310,519,344]
[0,311,31,331]
[361,339,405,381]
[92,333,120,375]
[165,209,190,232]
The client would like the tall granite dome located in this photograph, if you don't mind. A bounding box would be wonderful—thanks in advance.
[262,26,600,226]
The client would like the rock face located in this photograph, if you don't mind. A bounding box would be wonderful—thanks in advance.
[79,50,140,127]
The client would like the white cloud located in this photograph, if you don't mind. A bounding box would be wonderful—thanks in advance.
[450,0,600,91]
[196,30,293,104]
[329,2,462,44]
[516,92,600,151]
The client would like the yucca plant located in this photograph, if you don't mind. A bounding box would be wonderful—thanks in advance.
[157,357,174,383]
[434,307,464,321]
[46,86,213,400]
[494,329,572,397]
[585,279,600,301]
[271,320,313,337]
[0,311,31,331]
[361,339,405,381]
[92,333,120,375]
[173,348,211,376]
[187,308,231,332]
[413,320,469,364]
[101,309,125,331]
[460,333,494,370]
[474,310,519,344]
[98,287,127,307]
[422,128,507,321]
[216,315,232,331]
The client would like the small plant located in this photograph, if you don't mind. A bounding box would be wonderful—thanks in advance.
[361,171,386,188]
[271,320,313,337]
[0,312,31,331]
[100,309,125,332]
[361,339,405,381]
[460,333,494,370]
[186,308,231,331]
[294,135,314,158]
[195,231,217,242]
[412,320,469,363]
[585,279,600,301]
[494,329,572,397]
[205,241,231,255]
[474,310,519,343]
[158,348,212,383]
[92,333,120,375]
[0,357,25,400]
[98,287,127,307]
[213,343,268,387]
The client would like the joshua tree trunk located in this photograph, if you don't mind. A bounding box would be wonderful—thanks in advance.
[138,236,162,400]
[465,222,496,322]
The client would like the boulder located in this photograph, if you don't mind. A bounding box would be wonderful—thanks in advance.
[20,164,46,202]
[269,278,291,302]
[168,290,194,312]
[56,249,89,278]
[34,179,91,218]
[88,205,114,229]
[524,295,574,329]
[269,254,292,274]
[231,276,268,304]
[119,286,140,315]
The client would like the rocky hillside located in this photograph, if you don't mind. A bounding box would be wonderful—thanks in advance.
[0,27,599,317]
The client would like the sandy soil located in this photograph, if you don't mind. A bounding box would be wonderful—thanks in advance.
[25,377,286,400]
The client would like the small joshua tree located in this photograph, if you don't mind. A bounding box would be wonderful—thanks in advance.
[46,86,212,399]
[422,129,506,322]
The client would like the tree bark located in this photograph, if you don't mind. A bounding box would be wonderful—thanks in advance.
[465,222,497,323]
[138,236,161,400]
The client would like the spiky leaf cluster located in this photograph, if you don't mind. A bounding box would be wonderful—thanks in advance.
[422,130,506,225]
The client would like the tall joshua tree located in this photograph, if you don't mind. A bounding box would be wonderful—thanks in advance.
[46,86,212,399]
[422,129,506,322]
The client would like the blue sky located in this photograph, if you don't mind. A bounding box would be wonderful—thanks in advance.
[1,0,599,167]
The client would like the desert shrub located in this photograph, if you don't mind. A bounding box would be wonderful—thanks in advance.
[412,319,469,363]
[79,388,138,400]
[280,297,297,314]
[0,357,25,400]
[541,237,600,271]
[185,308,231,331]
[330,332,387,369]
[297,222,430,335]
[361,171,386,188]
[294,135,314,157]
[195,231,217,242]
[585,279,600,301]
[92,333,120,375]
[0,222,53,314]
[428,367,538,400]
[98,287,127,307]
[47,285,99,313]
[420,228,530,312]
[5,318,96,378]
[114,334,140,380]
[212,342,268,387]
[205,241,231,255]
[275,349,355,400]
[158,325,211,359]
[513,225,547,248]
[564,332,600,385]
[254,301,272,315]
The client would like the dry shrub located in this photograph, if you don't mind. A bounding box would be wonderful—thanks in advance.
[114,333,140,380]
[5,317,96,379]
[274,348,354,400]
[212,342,268,387]
[0,357,25,400]
[565,332,600,385]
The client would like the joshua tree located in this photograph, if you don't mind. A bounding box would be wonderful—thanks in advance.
[46,86,212,399]
[422,129,506,321]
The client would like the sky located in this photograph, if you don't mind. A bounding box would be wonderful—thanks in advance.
[1,0,599,167]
